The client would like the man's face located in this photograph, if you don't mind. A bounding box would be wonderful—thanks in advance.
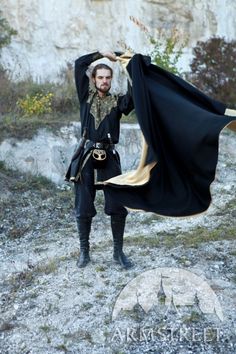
[93,68,112,94]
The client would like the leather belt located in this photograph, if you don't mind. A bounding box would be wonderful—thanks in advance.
[93,142,111,150]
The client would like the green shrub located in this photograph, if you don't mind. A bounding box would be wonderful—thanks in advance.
[0,74,79,116]
[128,16,187,75]
[16,92,54,116]
[148,28,187,75]
[0,10,17,51]
[0,11,17,114]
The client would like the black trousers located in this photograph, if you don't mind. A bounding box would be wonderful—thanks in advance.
[74,151,128,218]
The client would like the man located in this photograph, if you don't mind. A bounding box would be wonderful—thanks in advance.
[73,51,134,269]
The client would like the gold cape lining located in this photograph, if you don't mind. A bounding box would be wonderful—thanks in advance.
[225,108,236,131]
[101,134,157,186]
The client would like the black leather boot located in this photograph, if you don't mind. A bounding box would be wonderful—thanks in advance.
[76,217,92,268]
[111,215,133,269]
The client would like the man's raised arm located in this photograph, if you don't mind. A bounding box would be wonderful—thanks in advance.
[74,52,103,103]
[74,51,118,103]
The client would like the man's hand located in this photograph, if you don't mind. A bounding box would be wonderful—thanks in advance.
[99,51,117,62]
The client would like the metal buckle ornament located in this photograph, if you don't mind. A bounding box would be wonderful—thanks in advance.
[92,149,107,161]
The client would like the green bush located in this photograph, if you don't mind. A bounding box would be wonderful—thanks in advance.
[128,16,187,75]
[0,13,78,121]
[0,10,17,51]
[0,71,79,116]
[17,92,54,116]
[0,14,78,117]
[0,11,17,114]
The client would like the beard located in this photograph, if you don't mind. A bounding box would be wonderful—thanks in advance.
[95,83,110,94]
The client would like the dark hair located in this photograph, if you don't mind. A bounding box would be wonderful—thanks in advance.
[91,63,113,78]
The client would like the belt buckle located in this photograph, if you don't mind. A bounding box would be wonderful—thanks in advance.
[92,148,107,161]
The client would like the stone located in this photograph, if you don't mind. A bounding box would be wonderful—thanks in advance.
[1,0,236,83]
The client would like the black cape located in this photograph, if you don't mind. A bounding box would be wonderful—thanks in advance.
[103,54,236,217]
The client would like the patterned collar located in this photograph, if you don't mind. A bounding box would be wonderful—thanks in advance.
[88,90,118,129]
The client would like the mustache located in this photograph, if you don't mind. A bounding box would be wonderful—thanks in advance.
[95,83,110,92]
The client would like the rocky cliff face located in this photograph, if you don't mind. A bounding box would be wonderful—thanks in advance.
[1,0,236,83]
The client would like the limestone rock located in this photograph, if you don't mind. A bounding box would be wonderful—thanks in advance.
[1,0,236,83]
[0,123,142,184]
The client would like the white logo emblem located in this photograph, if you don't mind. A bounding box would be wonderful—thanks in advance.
[112,268,223,322]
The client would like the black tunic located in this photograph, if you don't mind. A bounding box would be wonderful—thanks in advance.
[65,52,134,182]
[75,52,133,144]
[71,52,134,217]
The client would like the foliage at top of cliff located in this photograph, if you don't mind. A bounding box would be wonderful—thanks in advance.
[124,16,188,76]
[0,10,17,53]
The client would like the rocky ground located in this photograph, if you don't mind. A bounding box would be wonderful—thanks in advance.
[0,129,236,354]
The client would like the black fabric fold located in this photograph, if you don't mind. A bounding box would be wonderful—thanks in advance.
[103,54,236,217]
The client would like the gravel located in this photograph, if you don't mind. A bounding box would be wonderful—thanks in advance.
[0,129,235,354]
